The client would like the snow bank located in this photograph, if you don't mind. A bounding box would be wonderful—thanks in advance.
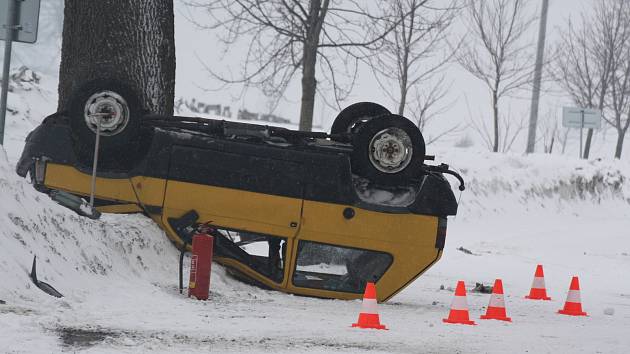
[0,145,177,304]
[432,147,630,219]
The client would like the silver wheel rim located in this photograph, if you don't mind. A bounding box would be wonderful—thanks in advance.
[368,127,413,173]
[83,91,130,136]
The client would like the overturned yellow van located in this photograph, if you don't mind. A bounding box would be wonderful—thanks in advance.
[17,79,464,302]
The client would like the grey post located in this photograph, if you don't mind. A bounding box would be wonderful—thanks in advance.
[89,115,103,207]
[0,0,18,146]
[525,0,550,154]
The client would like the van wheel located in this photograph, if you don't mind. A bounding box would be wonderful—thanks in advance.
[351,114,425,186]
[330,102,390,136]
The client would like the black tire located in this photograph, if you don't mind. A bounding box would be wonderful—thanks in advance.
[351,114,425,186]
[68,79,144,169]
[330,102,390,135]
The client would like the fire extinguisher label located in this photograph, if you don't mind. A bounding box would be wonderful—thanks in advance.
[189,255,198,289]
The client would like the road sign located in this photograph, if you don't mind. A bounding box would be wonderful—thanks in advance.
[0,0,40,44]
[1,0,40,145]
[562,107,602,129]
[562,107,602,159]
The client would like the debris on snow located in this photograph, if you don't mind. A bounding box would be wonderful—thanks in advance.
[456,246,476,255]
[10,66,42,89]
[439,284,456,292]
[604,308,615,316]
[30,256,64,298]
[472,283,493,294]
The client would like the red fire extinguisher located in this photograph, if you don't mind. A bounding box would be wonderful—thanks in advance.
[188,233,214,300]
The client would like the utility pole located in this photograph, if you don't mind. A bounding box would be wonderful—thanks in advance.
[0,0,19,146]
[525,0,550,154]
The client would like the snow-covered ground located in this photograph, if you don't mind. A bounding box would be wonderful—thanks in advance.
[1,72,630,353]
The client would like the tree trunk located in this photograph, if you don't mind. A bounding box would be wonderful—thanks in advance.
[584,85,610,159]
[582,128,593,159]
[299,0,328,132]
[58,0,175,115]
[492,91,499,153]
[299,45,318,132]
[398,85,407,116]
[614,128,626,159]
[398,49,409,116]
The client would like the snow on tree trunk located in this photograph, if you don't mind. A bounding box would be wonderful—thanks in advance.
[58,0,175,115]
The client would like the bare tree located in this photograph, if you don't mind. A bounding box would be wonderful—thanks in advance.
[371,0,459,115]
[457,0,536,152]
[411,78,449,129]
[464,93,524,152]
[189,0,397,131]
[551,0,630,159]
[409,78,465,144]
[602,0,630,159]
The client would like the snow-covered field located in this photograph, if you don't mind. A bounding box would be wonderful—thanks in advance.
[1,72,630,353]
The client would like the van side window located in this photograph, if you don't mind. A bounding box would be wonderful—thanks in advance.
[212,228,286,283]
[292,241,392,293]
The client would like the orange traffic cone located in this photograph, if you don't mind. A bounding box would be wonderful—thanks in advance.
[525,264,551,300]
[352,282,388,330]
[558,276,588,316]
[480,279,511,322]
[443,281,476,325]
